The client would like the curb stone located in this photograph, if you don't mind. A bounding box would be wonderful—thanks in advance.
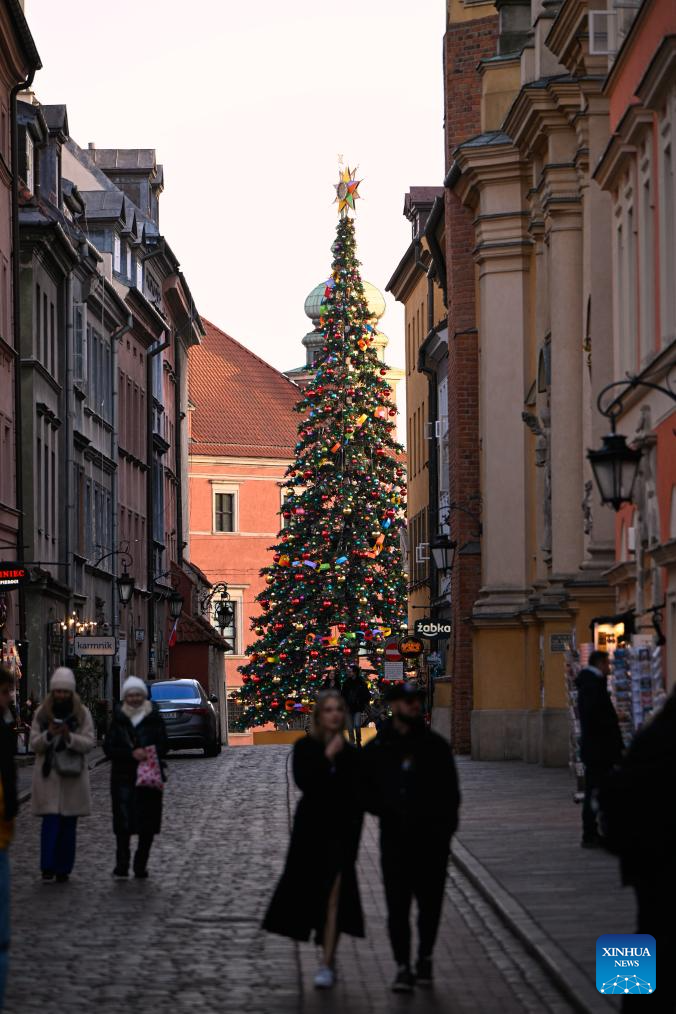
[452,839,613,1014]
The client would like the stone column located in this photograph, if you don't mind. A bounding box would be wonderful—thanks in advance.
[544,139,584,579]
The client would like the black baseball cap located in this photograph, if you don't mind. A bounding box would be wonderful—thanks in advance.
[385,682,425,703]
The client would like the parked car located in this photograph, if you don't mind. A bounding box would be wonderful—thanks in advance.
[149,679,222,757]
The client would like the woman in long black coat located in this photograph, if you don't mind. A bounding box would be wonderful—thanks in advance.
[103,676,168,879]
[264,689,363,990]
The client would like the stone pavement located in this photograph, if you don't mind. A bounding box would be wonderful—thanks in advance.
[454,757,636,1012]
[7,745,581,1014]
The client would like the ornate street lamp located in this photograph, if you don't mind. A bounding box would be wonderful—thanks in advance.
[588,376,676,511]
[214,593,234,635]
[587,432,642,511]
[430,533,457,573]
[168,590,184,620]
[117,562,135,606]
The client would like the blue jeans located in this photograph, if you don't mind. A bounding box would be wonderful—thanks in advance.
[40,815,77,875]
[0,849,10,1010]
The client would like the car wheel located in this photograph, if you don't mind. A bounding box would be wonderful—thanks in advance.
[204,737,219,758]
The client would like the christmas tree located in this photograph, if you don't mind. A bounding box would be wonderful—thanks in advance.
[236,168,407,729]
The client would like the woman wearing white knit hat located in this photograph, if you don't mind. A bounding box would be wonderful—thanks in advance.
[29,667,95,882]
[103,676,168,878]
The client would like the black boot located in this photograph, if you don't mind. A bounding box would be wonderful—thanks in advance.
[133,833,153,878]
[114,834,131,877]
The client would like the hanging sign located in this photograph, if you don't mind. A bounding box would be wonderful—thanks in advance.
[0,564,28,589]
[73,636,116,657]
[414,618,452,638]
[383,637,404,682]
[398,635,425,658]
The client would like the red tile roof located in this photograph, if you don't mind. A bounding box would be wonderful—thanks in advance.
[189,318,299,459]
[176,612,231,649]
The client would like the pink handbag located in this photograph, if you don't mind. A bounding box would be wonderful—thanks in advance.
[135,744,164,791]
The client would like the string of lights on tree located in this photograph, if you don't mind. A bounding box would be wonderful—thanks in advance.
[235,167,407,728]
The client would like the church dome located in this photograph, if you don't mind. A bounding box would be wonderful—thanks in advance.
[304,279,386,325]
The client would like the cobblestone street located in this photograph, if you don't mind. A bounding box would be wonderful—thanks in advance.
[6,746,582,1014]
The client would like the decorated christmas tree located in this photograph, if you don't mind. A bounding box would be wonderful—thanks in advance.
[236,168,407,729]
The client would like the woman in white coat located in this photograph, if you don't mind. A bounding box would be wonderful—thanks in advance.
[30,668,95,882]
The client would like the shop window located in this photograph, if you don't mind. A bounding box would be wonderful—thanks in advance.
[227,692,245,734]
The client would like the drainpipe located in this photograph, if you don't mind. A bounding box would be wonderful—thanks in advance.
[10,67,38,708]
[146,332,171,678]
[110,313,132,700]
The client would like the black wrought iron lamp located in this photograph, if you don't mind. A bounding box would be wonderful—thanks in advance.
[588,376,676,511]
[117,561,135,606]
[168,590,184,620]
[430,533,457,573]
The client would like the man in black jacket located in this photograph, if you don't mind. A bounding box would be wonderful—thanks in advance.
[341,666,370,747]
[576,649,624,847]
[363,682,460,993]
[600,688,676,1013]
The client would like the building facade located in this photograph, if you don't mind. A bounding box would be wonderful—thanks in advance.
[595,0,676,685]
[188,319,298,743]
[13,91,201,703]
[0,0,39,686]
[439,0,675,764]
[386,189,451,724]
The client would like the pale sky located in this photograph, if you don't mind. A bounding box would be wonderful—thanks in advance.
[25,0,445,375]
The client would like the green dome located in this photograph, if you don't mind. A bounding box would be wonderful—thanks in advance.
[304,279,386,324]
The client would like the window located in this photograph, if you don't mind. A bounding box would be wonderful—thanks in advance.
[51,449,56,540]
[659,103,675,343]
[227,691,245,734]
[214,491,234,532]
[213,598,238,655]
[42,292,47,365]
[25,132,34,193]
[73,307,86,382]
[638,147,654,362]
[50,302,55,375]
[35,284,40,357]
[113,235,121,273]
[126,247,132,280]
[135,258,143,292]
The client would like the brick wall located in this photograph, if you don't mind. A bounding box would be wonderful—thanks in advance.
[444,14,497,752]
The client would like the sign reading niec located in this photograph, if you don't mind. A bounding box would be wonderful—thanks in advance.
[398,635,425,658]
[415,618,452,638]
[73,636,116,657]
[0,564,28,589]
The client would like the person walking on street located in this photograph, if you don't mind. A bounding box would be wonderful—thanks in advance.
[600,686,676,1013]
[103,676,168,879]
[363,682,460,994]
[576,649,624,847]
[0,668,18,1010]
[320,669,341,693]
[29,667,95,882]
[263,689,364,990]
[341,665,370,748]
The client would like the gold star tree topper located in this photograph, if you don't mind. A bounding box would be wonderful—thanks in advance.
[334,166,362,217]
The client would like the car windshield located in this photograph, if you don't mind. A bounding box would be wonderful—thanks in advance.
[151,684,200,702]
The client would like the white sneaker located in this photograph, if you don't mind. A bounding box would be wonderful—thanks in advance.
[314,966,335,990]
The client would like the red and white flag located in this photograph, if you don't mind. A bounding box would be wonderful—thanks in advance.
[168,618,179,649]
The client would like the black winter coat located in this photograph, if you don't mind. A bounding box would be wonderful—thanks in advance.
[341,677,370,713]
[103,704,168,837]
[575,667,624,769]
[362,719,461,846]
[0,718,17,822]
[601,691,676,889]
[263,735,364,943]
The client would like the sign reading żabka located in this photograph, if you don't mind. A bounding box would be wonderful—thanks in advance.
[0,564,28,589]
[73,636,116,657]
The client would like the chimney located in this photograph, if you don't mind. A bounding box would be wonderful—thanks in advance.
[88,142,96,151]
